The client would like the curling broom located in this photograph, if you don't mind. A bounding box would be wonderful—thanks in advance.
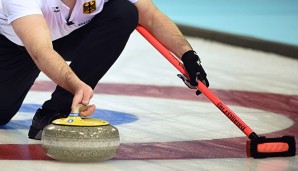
[136,25,296,158]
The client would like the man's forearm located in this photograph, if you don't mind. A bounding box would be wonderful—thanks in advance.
[31,48,83,94]
[144,12,192,58]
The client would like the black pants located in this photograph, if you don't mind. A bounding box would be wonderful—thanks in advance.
[0,0,138,125]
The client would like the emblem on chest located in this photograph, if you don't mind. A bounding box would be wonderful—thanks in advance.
[83,1,96,14]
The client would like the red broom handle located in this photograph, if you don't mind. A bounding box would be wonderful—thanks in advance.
[136,25,256,138]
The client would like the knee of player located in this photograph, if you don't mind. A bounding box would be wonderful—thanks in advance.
[0,118,11,126]
[117,3,139,32]
[0,108,19,125]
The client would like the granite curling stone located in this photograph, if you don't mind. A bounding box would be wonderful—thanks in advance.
[41,105,120,162]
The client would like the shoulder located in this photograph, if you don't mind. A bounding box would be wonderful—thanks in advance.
[3,0,44,23]
[3,0,43,9]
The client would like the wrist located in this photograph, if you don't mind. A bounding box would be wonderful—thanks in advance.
[181,50,200,64]
[66,74,85,94]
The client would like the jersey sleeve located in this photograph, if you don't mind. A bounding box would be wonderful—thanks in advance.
[3,0,42,24]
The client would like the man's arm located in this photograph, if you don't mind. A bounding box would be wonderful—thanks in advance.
[135,0,209,91]
[12,14,95,115]
[135,0,192,58]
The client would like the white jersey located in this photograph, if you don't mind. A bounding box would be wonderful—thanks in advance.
[0,0,138,46]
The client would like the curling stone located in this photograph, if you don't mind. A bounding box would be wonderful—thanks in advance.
[41,105,120,162]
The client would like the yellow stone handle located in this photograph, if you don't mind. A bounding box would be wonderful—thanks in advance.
[52,104,110,126]
[71,104,90,114]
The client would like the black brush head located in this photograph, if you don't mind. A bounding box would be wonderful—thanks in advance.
[247,136,296,158]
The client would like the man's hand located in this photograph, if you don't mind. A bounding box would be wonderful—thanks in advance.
[71,83,95,117]
[181,50,209,95]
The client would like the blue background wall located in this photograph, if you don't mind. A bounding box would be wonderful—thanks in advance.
[153,0,298,46]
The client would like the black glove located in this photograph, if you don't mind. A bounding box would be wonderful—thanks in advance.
[179,50,209,95]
